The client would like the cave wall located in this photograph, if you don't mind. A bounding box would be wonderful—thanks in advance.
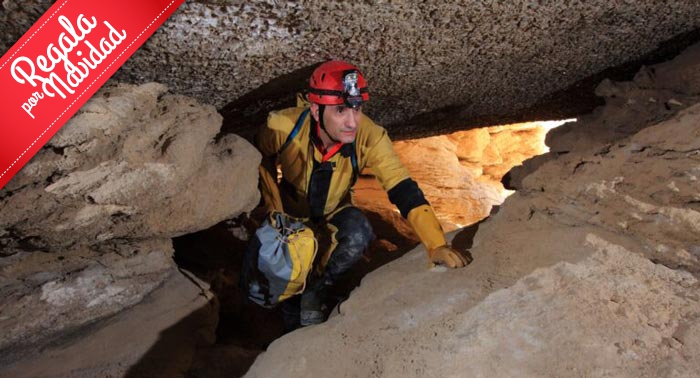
[3,1,700,138]
[354,122,550,233]
[2,1,700,376]
[0,83,261,362]
[245,40,700,378]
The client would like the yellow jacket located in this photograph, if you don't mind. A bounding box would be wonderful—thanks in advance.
[256,106,447,252]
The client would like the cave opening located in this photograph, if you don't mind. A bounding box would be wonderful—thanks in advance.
[353,119,576,233]
[171,116,574,376]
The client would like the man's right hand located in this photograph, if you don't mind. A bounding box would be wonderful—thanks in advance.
[429,245,473,268]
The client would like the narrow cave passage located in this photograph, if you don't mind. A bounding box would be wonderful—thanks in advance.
[171,117,573,377]
[353,119,574,234]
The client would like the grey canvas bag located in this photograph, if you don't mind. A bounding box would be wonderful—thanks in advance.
[241,212,317,308]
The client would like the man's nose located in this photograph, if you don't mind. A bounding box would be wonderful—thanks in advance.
[346,111,360,129]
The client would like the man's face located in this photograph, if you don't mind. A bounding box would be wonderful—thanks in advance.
[311,103,363,145]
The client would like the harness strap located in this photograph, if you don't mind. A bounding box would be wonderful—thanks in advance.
[279,108,359,182]
[308,87,369,97]
[279,109,360,221]
[349,142,359,186]
[279,108,310,154]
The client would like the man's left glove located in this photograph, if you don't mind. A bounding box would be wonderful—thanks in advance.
[429,245,473,268]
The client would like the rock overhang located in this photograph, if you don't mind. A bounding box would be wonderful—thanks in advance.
[3,1,700,139]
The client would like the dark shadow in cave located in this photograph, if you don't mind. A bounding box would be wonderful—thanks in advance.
[376,26,700,140]
[451,206,499,254]
[216,63,321,144]
[170,206,432,377]
[172,214,285,350]
[124,298,219,378]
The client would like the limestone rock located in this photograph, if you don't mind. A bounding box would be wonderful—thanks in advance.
[245,44,700,377]
[110,1,700,135]
[0,82,260,252]
[0,82,260,365]
[509,42,700,190]
[444,235,699,377]
[354,123,547,231]
[246,236,700,378]
[4,1,700,136]
[0,239,175,353]
[546,43,700,155]
[0,269,219,378]
[648,43,700,96]
[521,103,700,273]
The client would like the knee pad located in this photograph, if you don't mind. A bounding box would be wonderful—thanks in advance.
[332,207,374,251]
[323,207,374,279]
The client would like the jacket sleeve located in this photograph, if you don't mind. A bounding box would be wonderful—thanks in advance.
[364,128,447,252]
[363,128,411,192]
[255,114,287,214]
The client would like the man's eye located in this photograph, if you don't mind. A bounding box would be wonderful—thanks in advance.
[336,107,345,113]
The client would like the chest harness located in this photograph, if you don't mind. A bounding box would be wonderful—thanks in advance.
[279,108,359,222]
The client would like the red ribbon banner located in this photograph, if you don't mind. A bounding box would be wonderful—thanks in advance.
[0,0,185,189]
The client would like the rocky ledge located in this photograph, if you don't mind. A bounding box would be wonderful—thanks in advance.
[0,82,260,362]
[245,42,700,378]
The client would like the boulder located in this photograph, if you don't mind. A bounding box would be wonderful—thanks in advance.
[0,270,219,378]
[1,83,260,252]
[0,83,260,358]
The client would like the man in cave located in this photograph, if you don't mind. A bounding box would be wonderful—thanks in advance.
[255,60,472,330]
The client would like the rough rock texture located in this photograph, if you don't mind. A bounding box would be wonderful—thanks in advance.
[0,270,219,378]
[3,1,700,137]
[1,82,260,252]
[245,44,700,378]
[2,2,700,376]
[354,122,549,232]
[505,42,700,189]
[452,124,551,183]
[547,44,700,156]
[517,106,700,274]
[0,83,260,359]
[448,236,699,378]
[247,237,700,377]
[0,239,174,357]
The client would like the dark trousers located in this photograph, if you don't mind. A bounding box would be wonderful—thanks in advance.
[282,206,373,330]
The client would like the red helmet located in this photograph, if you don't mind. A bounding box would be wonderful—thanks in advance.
[308,60,369,108]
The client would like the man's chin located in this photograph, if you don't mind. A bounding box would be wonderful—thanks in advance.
[340,133,356,144]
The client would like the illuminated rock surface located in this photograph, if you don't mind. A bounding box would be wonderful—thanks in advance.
[354,123,549,233]
[246,44,700,378]
[1,1,700,377]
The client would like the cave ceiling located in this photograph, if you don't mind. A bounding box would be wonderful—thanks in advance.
[3,0,700,139]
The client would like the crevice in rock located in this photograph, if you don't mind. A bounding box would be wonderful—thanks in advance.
[573,161,587,174]
[171,208,423,377]
[2,4,700,376]
[212,26,700,145]
[217,63,320,144]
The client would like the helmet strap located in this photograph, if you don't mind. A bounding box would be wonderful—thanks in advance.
[315,105,342,145]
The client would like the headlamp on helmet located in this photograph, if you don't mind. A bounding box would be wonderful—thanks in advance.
[308,60,370,107]
[342,70,363,109]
